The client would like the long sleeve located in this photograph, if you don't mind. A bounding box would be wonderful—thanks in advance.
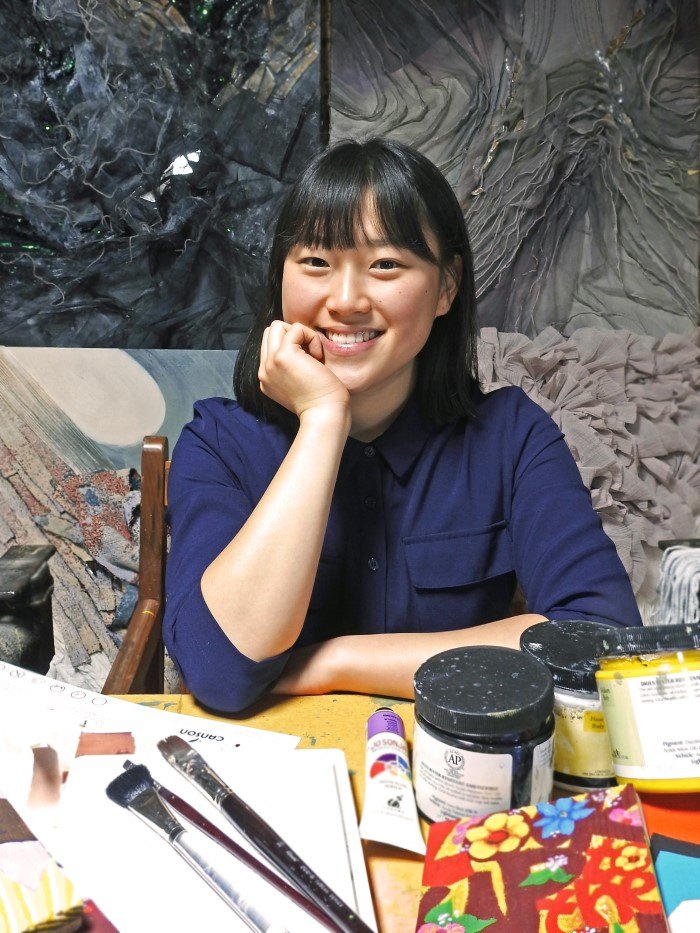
[163,399,291,712]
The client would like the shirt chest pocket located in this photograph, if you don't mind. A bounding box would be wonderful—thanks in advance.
[403,521,513,590]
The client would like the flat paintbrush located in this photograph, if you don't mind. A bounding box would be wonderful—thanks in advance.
[106,765,288,933]
[158,735,374,933]
[122,760,341,932]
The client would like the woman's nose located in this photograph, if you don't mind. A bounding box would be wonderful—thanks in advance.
[325,267,372,315]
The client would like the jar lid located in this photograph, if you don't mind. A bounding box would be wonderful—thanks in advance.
[598,623,700,657]
[520,619,618,692]
[413,646,554,738]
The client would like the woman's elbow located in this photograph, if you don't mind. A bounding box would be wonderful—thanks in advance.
[182,665,272,714]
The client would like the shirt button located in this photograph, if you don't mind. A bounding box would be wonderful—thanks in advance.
[364,445,375,458]
[364,496,377,509]
[367,557,379,571]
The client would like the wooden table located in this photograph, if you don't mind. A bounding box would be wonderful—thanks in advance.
[123,692,425,933]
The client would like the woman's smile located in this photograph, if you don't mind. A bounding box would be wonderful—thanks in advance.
[318,328,383,352]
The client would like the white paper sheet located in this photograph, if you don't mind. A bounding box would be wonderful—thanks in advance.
[0,660,300,753]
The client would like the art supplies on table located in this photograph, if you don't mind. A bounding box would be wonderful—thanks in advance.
[120,759,335,929]
[105,763,290,933]
[593,624,700,793]
[520,619,618,793]
[37,743,375,932]
[414,783,667,932]
[156,736,372,932]
[0,659,376,932]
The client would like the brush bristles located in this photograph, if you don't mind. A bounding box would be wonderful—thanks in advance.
[106,763,154,807]
[157,735,191,762]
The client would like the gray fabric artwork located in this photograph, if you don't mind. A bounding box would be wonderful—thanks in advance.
[478,326,700,610]
[332,0,698,337]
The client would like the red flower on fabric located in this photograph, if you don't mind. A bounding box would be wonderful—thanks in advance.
[537,836,662,931]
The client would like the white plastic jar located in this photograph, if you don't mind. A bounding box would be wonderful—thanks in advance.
[520,619,617,793]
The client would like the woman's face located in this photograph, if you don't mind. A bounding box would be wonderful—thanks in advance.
[280,205,456,415]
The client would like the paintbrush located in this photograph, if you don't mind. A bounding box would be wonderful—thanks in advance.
[122,760,341,932]
[158,736,374,933]
[105,765,288,933]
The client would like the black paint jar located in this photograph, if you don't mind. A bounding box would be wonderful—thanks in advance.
[412,646,554,822]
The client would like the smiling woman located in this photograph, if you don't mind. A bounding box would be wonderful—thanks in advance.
[278,215,456,440]
[163,138,642,713]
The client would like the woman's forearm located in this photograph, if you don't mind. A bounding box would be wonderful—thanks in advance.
[273,614,548,699]
[201,405,350,661]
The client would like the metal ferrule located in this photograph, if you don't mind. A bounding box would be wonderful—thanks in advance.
[163,743,231,805]
[129,786,184,842]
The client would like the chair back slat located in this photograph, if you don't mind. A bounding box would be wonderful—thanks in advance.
[102,435,169,695]
[138,437,168,600]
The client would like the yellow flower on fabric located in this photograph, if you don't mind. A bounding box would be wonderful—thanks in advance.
[465,812,530,860]
[614,844,648,872]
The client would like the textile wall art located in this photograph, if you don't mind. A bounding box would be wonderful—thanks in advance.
[331,0,698,337]
[0,346,235,688]
[0,0,321,348]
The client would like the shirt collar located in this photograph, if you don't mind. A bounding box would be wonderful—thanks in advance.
[342,394,440,481]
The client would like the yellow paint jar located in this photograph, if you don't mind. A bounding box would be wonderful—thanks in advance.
[595,625,700,793]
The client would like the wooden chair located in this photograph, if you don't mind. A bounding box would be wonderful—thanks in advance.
[102,436,170,695]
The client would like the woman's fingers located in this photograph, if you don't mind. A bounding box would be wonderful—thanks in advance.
[258,319,348,418]
[259,326,270,367]
[278,321,322,357]
[263,321,323,366]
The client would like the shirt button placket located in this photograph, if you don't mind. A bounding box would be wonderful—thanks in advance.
[360,445,385,630]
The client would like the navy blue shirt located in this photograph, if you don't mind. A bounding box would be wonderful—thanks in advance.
[164,387,642,711]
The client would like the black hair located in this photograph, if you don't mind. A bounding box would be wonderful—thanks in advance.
[233,137,480,429]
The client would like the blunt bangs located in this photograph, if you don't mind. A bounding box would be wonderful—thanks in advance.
[276,145,439,264]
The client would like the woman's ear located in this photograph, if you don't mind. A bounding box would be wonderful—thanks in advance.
[437,254,462,317]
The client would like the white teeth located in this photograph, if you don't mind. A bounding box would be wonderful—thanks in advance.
[324,330,379,345]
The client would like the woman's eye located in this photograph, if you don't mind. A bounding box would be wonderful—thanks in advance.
[301,257,329,268]
[373,259,401,271]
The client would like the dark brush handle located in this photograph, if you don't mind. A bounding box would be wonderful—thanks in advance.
[220,792,374,933]
[160,786,341,931]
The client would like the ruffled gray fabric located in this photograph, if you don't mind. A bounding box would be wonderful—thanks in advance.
[478,326,700,608]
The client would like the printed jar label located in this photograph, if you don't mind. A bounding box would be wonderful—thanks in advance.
[412,721,512,822]
[529,733,555,803]
[597,669,700,780]
[553,701,615,781]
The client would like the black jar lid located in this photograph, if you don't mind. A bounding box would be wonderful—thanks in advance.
[598,623,700,657]
[413,646,554,738]
[520,619,618,692]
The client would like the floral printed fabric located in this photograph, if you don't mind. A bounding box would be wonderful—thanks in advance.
[415,783,667,933]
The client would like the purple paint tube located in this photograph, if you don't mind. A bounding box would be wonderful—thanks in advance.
[358,708,425,855]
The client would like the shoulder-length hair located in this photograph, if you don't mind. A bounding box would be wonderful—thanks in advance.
[233,137,480,429]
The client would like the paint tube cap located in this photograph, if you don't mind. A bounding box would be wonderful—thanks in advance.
[367,708,406,740]
[519,619,619,692]
[413,646,554,738]
[597,623,700,657]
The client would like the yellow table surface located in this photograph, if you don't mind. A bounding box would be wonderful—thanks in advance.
[123,692,425,933]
